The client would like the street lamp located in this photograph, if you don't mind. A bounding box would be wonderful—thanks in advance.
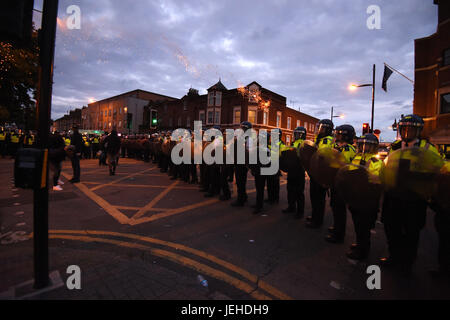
[349,64,376,133]
[330,106,344,121]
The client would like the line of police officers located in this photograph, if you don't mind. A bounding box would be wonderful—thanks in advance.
[0,129,36,158]
[117,114,449,277]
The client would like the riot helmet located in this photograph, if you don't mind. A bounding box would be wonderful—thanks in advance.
[398,114,424,143]
[317,119,334,139]
[357,133,379,154]
[293,126,307,141]
[335,124,355,144]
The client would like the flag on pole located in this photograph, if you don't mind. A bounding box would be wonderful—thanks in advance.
[382,64,393,92]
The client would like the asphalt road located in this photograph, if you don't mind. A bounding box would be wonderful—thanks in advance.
[0,157,449,300]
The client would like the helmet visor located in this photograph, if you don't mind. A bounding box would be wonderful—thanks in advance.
[399,125,420,142]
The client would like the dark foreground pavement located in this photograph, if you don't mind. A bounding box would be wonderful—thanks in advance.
[0,157,449,300]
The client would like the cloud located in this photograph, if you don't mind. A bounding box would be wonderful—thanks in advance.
[36,0,438,142]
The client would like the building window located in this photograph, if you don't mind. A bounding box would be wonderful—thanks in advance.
[304,121,308,132]
[105,110,107,117]
[233,107,241,124]
[199,111,205,124]
[248,107,257,124]
[215,92,222,107]
[208,92,215,106]
[118,121,122,128]
[276,112,282,128]
[296,120,300,127]
[119,108,122,114]
[287,117,291,129]
[215,110,221,124]
[444,48,450,66]
[441,93,450,114]
[186,116,191,127]
[177,117,182,127]
[207,110,214,124]
[108,110,111,116]
[263,111,268,125]
[183,100,188,111]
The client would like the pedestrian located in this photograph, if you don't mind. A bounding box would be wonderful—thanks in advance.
[103,129,121,176]
[69,125,83,183]
[306,119,334,228]
[0,128,7,157]
[48,130,66,191]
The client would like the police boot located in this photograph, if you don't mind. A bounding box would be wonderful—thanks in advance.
[282,206,295,214]
[305,221,322,229]
[231,199,245,207]
[379,256,400,268]
[325,233,344,244]
[346,247,369,261]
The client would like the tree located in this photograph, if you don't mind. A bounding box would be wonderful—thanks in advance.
[0,28,39,129]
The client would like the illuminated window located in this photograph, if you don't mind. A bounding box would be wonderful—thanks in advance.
[276,112,282,127]
[233,107,241,124]
[118,121,122,128]
[248,109,256,124]
[296,120,300,127]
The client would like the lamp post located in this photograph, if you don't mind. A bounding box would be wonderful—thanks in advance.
[349,64,376,132]
[330,106,344,122]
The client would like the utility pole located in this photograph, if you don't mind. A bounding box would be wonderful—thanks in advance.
[33,0,59,289]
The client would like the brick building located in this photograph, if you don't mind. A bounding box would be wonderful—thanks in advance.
[53,108,82,132]
[414,0,450,151]
[84,89,177,134]
[158,81,319,144]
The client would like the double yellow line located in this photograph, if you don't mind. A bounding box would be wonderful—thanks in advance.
[45,229,292,300]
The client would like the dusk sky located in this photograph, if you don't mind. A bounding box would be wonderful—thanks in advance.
[33,0,438,142]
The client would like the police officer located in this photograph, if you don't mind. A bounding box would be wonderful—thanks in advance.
[267,128,286,204]
[0,128,7,157]
[306,119,334,228]
[430,160,450,277]
[231,121,252,207]
[205,126,223,198]
[251,130,271,214]
[9,130,21,158]
[346,133,383,260]
[326,124,356,243]
[92,134,100,158]
[282,126,307,219]
[381,114,441,272]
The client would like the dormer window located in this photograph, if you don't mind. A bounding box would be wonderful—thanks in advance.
[208,91,222,107]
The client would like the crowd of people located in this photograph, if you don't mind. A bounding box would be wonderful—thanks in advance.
[117,114,448,277]
[4,113,449,277]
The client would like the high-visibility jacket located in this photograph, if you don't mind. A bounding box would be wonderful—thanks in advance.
[351,153,384,184]
[0,132,6,141]
[335,143,356,163]
[93,137,99,144]
[26,135,34,145]
[64,138,71,146]
[314,135,334,150]
[292,139,305,157]
[10,134,20,144]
